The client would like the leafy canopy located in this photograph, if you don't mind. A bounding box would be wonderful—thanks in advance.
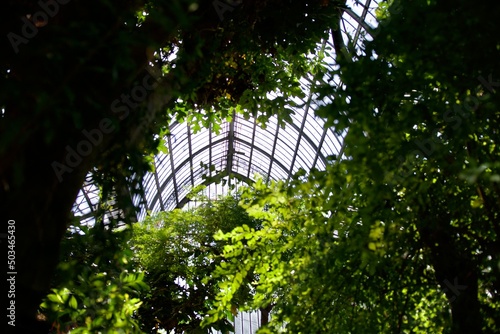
[131,192,261,333]
[205,1,500,333]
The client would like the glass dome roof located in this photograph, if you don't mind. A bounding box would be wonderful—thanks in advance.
[72,0,381,225]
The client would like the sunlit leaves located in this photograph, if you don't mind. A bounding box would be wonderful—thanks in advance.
[40,227,148,333]
[131,194,259,333]
[199,1,500,331]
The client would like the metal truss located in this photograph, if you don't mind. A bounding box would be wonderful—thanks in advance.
[73,0,381,224]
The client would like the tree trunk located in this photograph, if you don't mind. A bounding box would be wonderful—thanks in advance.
[418,213,481,334]
[260,304,273,327]
[2,136,92,333]
[0,3,174,331]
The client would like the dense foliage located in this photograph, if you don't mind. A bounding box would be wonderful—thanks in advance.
[40,220,148,333]
[131,193,260,333]
[2,0,499,333]
[204,1,500,333]
[206,176,451,333]
[0,1,344,330]
[42,192,264,333]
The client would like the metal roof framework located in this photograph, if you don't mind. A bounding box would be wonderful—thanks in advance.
[72,0,381,225]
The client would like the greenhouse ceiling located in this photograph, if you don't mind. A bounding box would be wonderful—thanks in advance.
[72,0,381,225]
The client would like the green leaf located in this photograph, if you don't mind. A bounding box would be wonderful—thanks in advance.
[69,296,78,309]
